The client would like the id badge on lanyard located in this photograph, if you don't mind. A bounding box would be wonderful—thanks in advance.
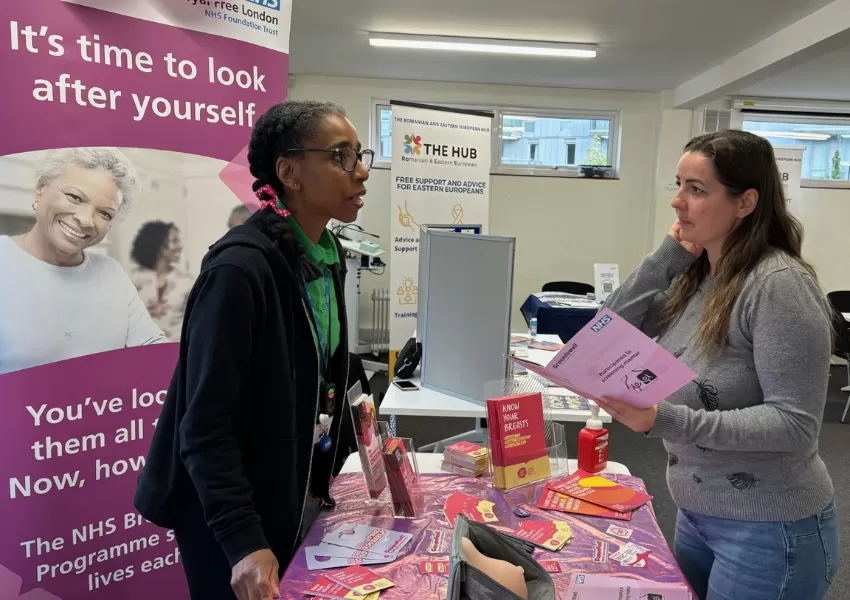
[306,268,335,452]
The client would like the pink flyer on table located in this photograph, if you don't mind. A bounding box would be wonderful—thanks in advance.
[566,572,692,599]
[509,309,696,408]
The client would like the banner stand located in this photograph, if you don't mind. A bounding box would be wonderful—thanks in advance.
[0,3,290,600]
[388,101,493,374]
[774,146,804,215]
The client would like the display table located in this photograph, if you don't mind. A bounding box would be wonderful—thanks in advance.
[281,467,689,599]
[520,294,599,342]
[339,452,630,476]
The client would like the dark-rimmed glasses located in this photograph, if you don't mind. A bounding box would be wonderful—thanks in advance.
[285,147,374,172]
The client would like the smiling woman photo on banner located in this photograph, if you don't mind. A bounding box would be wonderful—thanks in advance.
[0,147,167,375]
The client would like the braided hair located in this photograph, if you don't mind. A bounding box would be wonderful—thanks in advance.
[247,100,347,281]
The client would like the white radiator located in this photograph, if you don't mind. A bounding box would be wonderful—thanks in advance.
[370,288,390,354]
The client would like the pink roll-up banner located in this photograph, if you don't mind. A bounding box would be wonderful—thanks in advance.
[0,1,290,599]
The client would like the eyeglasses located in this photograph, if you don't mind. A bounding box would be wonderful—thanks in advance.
[285,146,375,172]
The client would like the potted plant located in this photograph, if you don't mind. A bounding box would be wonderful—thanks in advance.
[579,135,612,177]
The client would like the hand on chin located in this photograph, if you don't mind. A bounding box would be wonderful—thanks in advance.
[669,221,703,257]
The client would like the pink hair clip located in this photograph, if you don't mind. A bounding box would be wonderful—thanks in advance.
[254,184,277,201]
[254,184,291,219]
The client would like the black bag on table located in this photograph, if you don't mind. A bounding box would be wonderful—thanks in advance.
[393,336,421,380]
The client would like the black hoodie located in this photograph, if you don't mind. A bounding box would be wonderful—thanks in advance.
[134,209,353,570]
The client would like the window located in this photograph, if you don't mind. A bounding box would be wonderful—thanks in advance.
[499,113,613,171]
[565,141,577,166]
[371,102,619,176]
[741,118,850,182]
[377,106,393,162]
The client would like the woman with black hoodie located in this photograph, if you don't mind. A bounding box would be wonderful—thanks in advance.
[134,100,372,600]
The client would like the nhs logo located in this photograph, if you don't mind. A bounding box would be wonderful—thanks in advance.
[245,0,280,9]
[591,314,612,333]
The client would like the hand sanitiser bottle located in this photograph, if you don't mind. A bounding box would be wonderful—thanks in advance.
[578,404,608,473]
[529,318,538,339]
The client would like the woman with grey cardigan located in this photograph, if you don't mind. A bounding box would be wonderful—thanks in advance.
[598,130,838,600]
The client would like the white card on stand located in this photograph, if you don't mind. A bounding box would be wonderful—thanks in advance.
[594,263,620,302]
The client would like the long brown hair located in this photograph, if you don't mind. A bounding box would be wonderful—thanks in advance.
[659,130,817,357]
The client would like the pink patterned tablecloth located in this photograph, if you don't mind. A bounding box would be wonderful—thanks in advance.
[281,473,688,599]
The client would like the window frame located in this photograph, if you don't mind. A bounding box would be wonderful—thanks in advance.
[732,111,850,189]
[370,99,620,178]
[528,141,539,163]
[564,139,577,166]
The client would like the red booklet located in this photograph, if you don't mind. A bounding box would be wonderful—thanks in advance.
[537,488,632,521]
[349,393,387,499]
[326,566,395,595]
[539,560,562,574]
[547,471,652,512]
[419,560,450,575]
[443,492,498,527]
[382,437,421,517]
[487,392,550,489]
[511,520,573,551]
[304,576,379,599]
[445,441,489,465]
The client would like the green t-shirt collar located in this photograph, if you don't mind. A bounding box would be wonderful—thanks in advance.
[278,199,339,266]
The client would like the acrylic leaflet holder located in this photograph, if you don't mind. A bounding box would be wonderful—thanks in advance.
[381,436,424,519]
[483,376,570,491]
[347,381,390,503]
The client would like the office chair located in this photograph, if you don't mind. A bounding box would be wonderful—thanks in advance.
[827,291,850,422]
[542,281,595,296]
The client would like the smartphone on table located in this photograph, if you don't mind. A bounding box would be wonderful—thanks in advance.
[392,379,419,392]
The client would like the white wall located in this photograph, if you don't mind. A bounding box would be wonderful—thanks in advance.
[290,75,664,331]
[797,188,850,294]
[651,105,850,296]
[650,99,695,248]
[0,153,36,216]
[182,154,242,275]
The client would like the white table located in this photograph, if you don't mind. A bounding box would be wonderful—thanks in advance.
[843,312,850,322]
[380,334,611,452]
[380,383,611,422]
[378,335,611,452]
[340,452,630,476]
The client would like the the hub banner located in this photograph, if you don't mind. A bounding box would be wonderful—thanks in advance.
[0,1,290,599]
[773,146,804,214]
[388,102,492,371]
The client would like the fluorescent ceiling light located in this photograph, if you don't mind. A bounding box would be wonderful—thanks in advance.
[753,131,831,141]
[369,34,596,58]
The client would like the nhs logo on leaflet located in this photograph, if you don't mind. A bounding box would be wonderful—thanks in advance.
[246,0,280,9]
[591,314,612,333]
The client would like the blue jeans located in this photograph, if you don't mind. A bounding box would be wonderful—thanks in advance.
[674,501,840,600]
